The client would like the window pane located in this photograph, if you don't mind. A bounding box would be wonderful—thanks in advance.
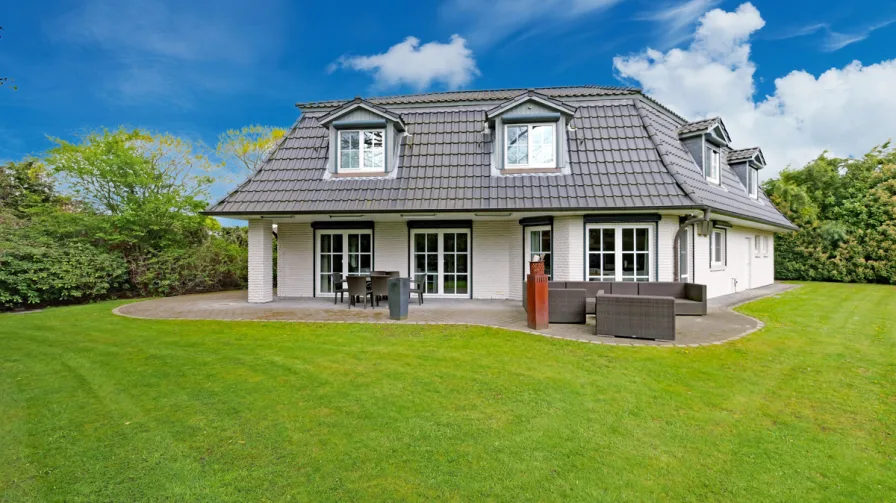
[415,233,426,252]
[360,233,371,252]
[602,229,614,251]
[541,231,551,253]
[530,230,542,253]
[636,228,648,251]
[426,254,437,273]
[333,234,343,253]
[364,130,383,147]
[426,233,438,251]
[589,254,601,277]
[456,232,468,252]
[340,131,358,149]
[506,126,528,165]
[348,234,359,253]
[507,146,528,165]
[589,229,601,251]
[456,275,468,294]
[415,254,426,273]
[636,254,648,277]
[333,254,343,273]
[360,254,371,272]
[444,233,455,253]
[321,234,331,253]
[622,228,634,251]
[443,274,455,295]
[531,124,554,164]
[426,275,437,293]
[321,254,331,273]
[444,254,455,274]
[542,253,552,278]
[456,254,467,273]
[604,253,615,275]
[320,274,332,293]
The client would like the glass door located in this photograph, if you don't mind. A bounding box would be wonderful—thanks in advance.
[586,225,652,282]
[318,230,372,295]
[525,226,552,279]
[679,227,690,282]
[412,229,470,297]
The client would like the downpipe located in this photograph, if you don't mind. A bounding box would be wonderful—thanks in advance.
[673,208,711,282]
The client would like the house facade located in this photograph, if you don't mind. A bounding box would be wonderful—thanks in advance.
[206,86,796,303]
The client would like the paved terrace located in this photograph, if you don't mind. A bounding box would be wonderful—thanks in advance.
[115,283,797,347]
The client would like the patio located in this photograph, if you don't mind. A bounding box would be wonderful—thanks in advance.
[114,283,797,346]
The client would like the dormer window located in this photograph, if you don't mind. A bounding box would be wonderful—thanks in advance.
[506,123,555,168]
[338,130,384,172]
[706,149,720,184]
[747,166,758,198]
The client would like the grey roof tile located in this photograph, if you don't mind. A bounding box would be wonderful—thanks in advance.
[207,87,794,229]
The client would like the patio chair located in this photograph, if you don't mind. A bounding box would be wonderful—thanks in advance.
[347,276,373,309]
[408,274,426,305]
[370,276,390,307]
[332,272,348,304]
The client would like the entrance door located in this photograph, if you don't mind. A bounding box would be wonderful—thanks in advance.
[412,229,469,297]
[318,230,372,294]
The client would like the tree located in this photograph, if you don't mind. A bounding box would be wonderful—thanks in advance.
[0,159,62,222]
[765,143,896,284]
[217,125,287,173]
[46,128,218,254]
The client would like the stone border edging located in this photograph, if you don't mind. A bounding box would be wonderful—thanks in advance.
[112,283,798,348]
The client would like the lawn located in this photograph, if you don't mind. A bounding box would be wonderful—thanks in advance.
[1,283,894,502]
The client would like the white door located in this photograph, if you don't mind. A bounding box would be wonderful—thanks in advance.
[317,230,372,295]
[586,225,653,282]
[411,229,470,297]
[524,226,552,279]
[743,237,752,290]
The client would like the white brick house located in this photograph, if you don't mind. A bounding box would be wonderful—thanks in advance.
[206,86,796,302]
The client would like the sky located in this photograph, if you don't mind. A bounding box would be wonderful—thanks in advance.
[3,0,896,205]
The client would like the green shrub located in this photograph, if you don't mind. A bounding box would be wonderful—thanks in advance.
[0,232,129,309]
[129,237,248,297]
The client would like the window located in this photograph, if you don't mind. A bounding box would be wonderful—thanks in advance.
[338,130,384,172]
[711,228,726,269]
[754,234,762,257]
[317,230,372,294]
[411,229,470,297]
[525,226,552,279]
[705,148,720,184]
[748,167,758,198]
[505,123,555,168]
[762,235,770,257]
[587,225,652,282]
[679,226,691,282]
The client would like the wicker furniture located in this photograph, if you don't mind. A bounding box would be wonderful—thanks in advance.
[347,276,374,309]
[548,288,587,323]
[527,281,707,316]
[594,294,676,340]
[408,274,426,305]
[370,276,390,307]
[332,273,348,304]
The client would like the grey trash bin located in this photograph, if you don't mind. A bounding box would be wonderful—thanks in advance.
[388,277,410,320]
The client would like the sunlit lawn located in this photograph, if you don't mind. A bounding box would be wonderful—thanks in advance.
[1,282,894,501]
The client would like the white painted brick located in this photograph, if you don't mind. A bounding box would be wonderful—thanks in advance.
[472,221,513,299]
[248,219,273,303]
[551,215,583,281]
[657,215,679,282]
[375,222,408,276]
[277,223,313,297]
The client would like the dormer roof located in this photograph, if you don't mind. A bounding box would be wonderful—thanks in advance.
[486,90,577,121]
[678,117,731,145]
[317,97,406,131]
[728,147,766,168]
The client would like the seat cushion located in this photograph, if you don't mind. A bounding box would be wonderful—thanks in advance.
[639,282,687,299]
[610,282,638,295]
[674,298,706,315]
[566,281,611,298]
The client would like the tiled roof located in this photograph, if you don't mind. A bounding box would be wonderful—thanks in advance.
[296,85,639,109]
[728,147,761,162]
[208,86,796,230]
[679,118,721,135]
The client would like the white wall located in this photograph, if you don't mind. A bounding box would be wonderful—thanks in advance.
[247,219,273,303]
[656,216,679,282]
[374,222,408,277]
[552,215,584,282]
[692,225,776,298]
[472,221,514,299]
[277,223,313,297]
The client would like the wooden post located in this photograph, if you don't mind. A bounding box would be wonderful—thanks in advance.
[526,261,549,330]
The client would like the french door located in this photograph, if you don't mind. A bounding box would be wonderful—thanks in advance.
[411,229,469,297]
[318,230,372,294]
[586,225,652,282]
[524,226,552,279]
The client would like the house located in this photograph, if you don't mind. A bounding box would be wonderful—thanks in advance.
[205,86,797,303]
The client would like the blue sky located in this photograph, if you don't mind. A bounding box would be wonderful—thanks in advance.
[3,0,896,203]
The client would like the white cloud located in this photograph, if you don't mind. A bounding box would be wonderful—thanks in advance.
[769,18,896,52]
[442,0,622,46]
[614,2,896,176]
[636,0,721,48]
[332,35,479,90]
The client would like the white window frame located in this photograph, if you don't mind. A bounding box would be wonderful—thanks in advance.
[315,229,373,296]
[585,224,654,282]
[524,225,552,280]
[504,123,556,169]
[711,228,726,270]
[410,229,470,298]
[337,129,385,173]
[762,235,770,257]
[748,167,758,198]
[678,226,691,282]
[754,234,762,257]
[706,148,721,184]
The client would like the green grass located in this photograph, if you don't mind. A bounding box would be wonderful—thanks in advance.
[1,282,894,502]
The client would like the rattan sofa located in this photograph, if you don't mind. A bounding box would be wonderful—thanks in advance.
[594,294,676,340]
[525,281,707,316]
